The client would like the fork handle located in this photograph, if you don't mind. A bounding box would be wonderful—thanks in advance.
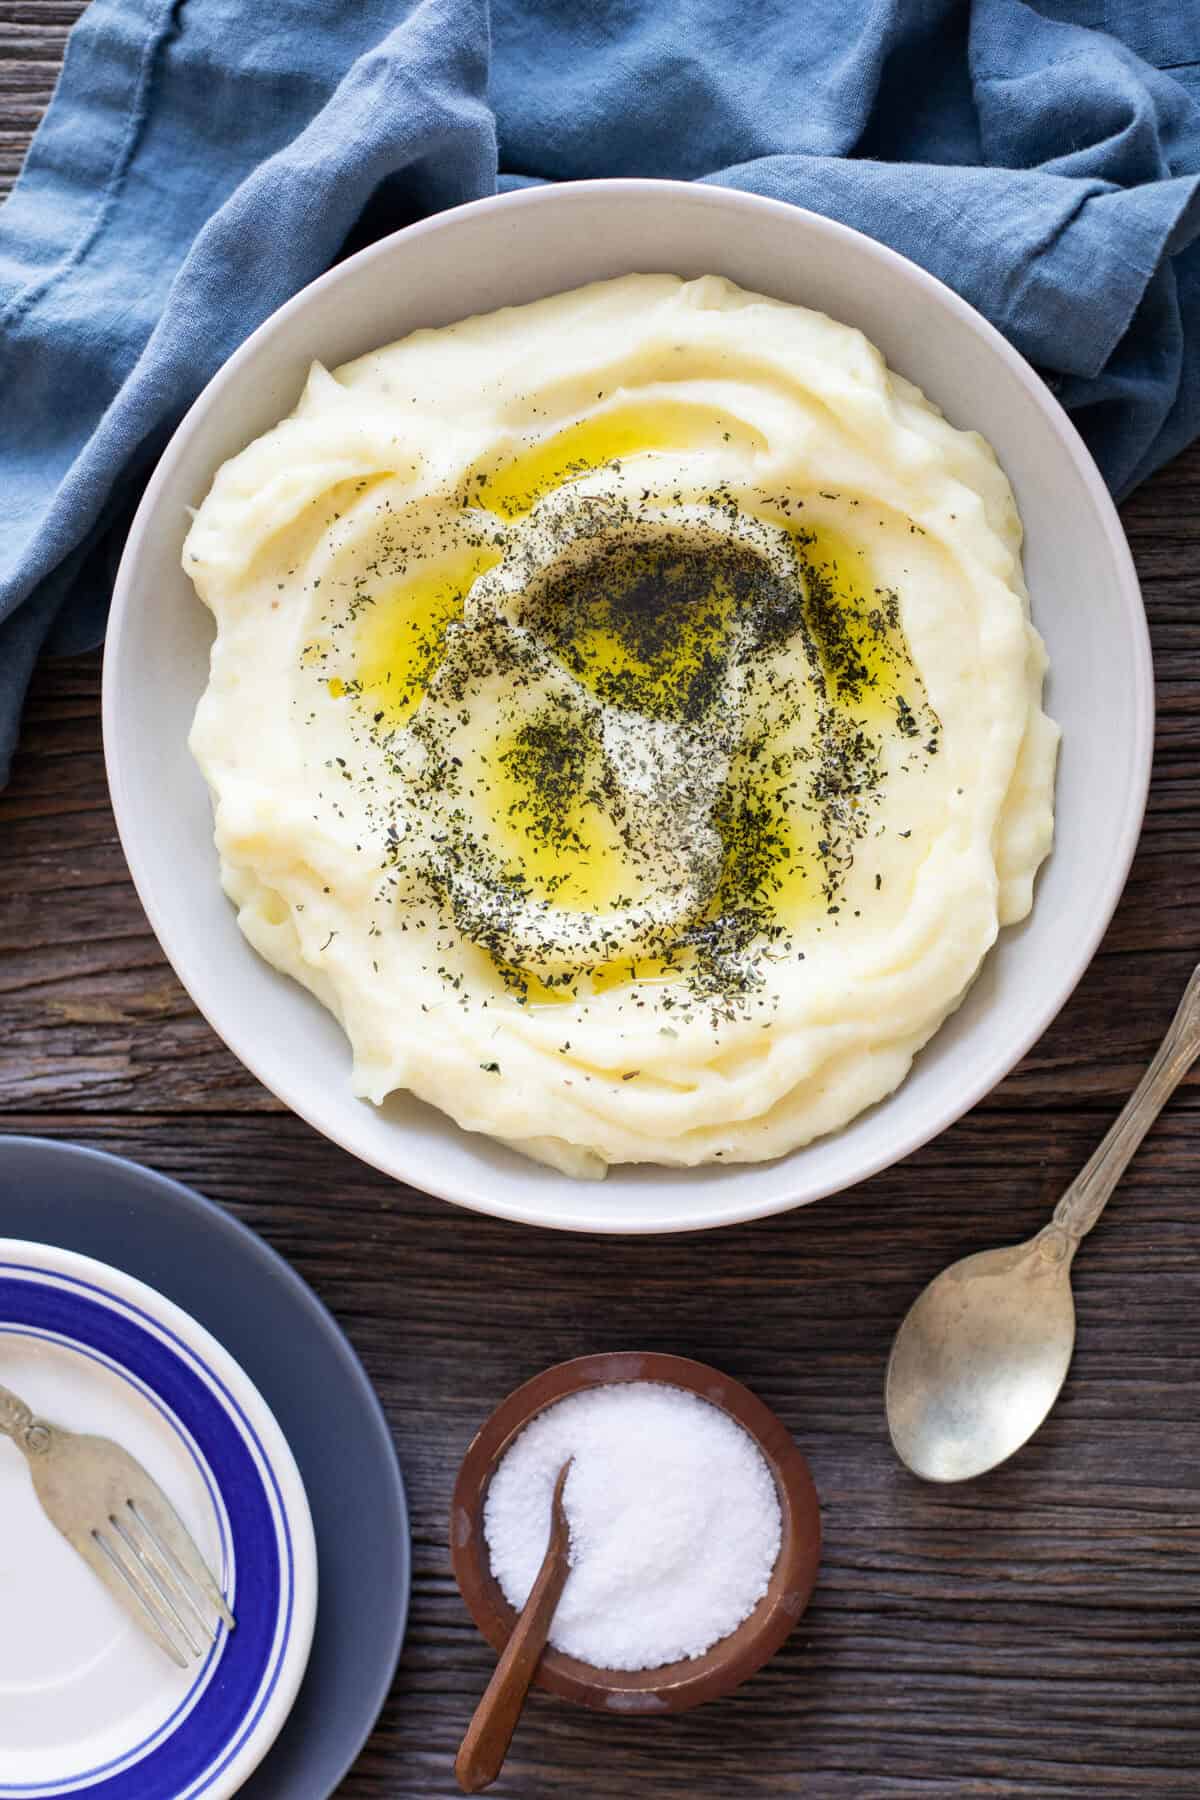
[0,1383,52,1455]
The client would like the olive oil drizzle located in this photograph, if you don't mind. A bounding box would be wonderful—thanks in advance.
[298,425,941,1020]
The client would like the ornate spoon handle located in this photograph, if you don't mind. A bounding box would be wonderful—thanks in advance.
[1052,962,1200,1246]
[0,1383,53,1455]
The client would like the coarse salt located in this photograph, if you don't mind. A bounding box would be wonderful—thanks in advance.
[482,1381,783,1671]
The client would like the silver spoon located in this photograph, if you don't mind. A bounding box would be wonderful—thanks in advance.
[887,962,1200,1482]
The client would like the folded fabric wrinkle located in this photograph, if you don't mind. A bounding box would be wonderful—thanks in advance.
[1,0,1198,782]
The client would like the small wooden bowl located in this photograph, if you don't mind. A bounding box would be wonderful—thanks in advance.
[450,1351,821,1714]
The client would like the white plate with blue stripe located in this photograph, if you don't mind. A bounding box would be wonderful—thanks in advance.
[0,1239,317,1799]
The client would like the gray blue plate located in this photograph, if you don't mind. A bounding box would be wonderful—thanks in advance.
[0,1135,409,1799]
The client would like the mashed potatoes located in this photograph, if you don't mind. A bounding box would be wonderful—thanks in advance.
[186,274,1057,1179]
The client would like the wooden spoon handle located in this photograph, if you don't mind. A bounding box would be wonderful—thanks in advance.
[455,1539,572,1793]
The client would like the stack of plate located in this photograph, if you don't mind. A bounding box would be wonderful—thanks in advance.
[0,1137,410,1800]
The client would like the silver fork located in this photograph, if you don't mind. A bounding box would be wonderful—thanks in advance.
[1,1380,235,1668]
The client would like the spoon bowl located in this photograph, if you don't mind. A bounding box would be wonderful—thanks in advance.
[886,964,1200,1483]
[886,1235,1076,1482]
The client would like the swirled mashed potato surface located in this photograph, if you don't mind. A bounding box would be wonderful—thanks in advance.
[186,275,1057,1179]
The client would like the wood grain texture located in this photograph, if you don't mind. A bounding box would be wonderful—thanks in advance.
[1,5,1197,1796]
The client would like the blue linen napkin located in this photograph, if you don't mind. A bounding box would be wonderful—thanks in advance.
[2,0,1199,783]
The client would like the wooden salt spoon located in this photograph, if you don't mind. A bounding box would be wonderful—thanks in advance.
[455,1458,573,1794]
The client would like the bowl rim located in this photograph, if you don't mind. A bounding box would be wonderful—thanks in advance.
[449,1351,822,1712]
[102,176,1154,1234]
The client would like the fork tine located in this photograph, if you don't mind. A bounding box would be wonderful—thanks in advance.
[111,1507,208,1657]
[120,1502,215,1645]
[130,1494,235,1632]
[84,1527,190,1669]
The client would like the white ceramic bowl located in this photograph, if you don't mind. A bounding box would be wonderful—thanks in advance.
[103,179,1152,1235]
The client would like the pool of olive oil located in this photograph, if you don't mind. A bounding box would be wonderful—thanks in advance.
[346,544,502,726]
[469,400,766,518]
[342,417,926,1003]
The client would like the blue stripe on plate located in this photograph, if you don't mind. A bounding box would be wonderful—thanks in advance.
[0,1265,294,1800]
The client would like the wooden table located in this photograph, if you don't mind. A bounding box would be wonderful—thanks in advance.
[3,8,1198,1795]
